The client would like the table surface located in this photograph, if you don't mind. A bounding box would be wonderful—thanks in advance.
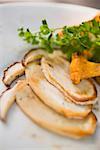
[0,0,100,9]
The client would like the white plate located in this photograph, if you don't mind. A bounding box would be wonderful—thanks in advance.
[0,2,99,150]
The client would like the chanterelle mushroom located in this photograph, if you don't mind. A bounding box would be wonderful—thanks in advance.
[70,53,100,84]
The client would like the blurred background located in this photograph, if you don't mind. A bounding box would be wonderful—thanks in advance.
[0,0,100,9]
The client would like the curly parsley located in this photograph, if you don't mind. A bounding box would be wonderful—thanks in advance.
[18,18,100,62]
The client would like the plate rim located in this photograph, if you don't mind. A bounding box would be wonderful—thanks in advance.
[0,2,99,12]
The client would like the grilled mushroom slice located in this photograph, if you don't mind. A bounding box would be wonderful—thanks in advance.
[16,80,97,139]
[22,48,66,66]
[41,56,97,105]
[49,50,66,59]
[26,63,92,119]
[22,49,48,66]
[2,62,25,86]
[0,78,7,95]
[0,83,18,121]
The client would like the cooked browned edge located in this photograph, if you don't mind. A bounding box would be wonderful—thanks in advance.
[47,72,97,103]
[2,62,25,87]
[0,87,11,121]
[22,48,39,66]
[66,79,97,102]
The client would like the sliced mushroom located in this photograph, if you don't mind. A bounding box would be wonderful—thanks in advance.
[49,50,66,60]
[41,56,97,105]
[0,83,18,121]
[26,63,92,119]
[16,80,97,139]
[2,62,25,86]
[0,78,7,95]
[93,82,100,126]
[22,49,48,66]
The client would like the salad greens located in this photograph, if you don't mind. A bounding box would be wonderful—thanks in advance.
[18,18,100,62]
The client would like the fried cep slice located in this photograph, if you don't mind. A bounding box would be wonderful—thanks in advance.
[22,49,48,66]
[16,80,97,139]
[0,78,7,95]
[22,49,66,66]
[70,53,100,84]
[2,62,25,86]
[25,63,92,119]
[0,83,18,121]
[49,50,66,59]
[41,56,97,105]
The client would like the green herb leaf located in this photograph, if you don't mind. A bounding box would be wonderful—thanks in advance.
[18,18,100,62]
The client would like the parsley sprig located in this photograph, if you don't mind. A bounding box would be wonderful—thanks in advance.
[18,19,100,62]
